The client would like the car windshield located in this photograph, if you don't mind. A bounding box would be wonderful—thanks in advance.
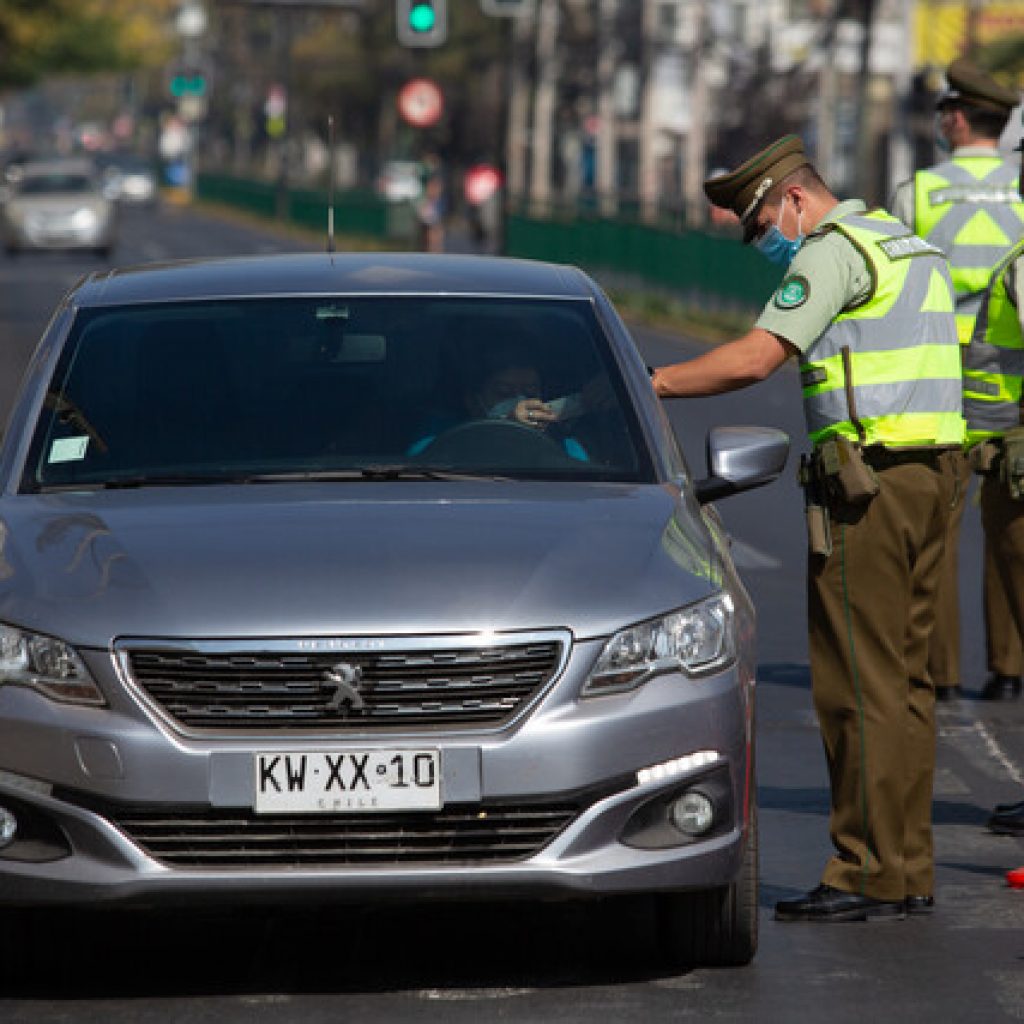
[18,173,95,195]
[23,296,654,491]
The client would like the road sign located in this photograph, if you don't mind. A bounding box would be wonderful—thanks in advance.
[397,78,444,128]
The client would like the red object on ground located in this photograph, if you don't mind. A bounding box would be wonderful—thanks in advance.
[1007,866,1024,889]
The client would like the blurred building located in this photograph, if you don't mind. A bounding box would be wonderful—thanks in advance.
[508,0,1024,227]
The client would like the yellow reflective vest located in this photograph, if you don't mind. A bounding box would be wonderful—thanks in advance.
[963,238,1024,445]
[913,154,1024,344]
[800,209,965,448]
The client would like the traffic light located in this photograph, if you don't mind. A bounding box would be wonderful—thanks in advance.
[396,0,447,48]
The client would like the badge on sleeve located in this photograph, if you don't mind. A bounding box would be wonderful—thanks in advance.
[774,275,809,310]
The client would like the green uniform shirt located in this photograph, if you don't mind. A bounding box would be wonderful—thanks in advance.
[754,199,873,354]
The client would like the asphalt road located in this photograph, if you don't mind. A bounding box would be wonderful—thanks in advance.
[0,202,1021,1023]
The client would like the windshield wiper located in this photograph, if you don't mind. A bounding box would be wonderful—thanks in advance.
[239,465,512,483]
[38,474,249,492]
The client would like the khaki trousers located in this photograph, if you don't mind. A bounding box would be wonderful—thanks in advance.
[809,454,957,901]
[981,476,1024,660]
[984,531,1023,676]
[926,451,971,687]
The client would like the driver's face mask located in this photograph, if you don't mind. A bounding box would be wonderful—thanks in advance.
[754,196,805,267]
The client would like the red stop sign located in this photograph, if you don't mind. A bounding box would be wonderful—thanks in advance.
[464,164,501,206]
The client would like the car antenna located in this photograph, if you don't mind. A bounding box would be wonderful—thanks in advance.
[327,115,336,255]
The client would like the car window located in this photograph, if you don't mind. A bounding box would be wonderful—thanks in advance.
[18,174,96,195]
[22,297,655,490]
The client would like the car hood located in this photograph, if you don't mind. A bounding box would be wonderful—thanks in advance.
[8,195,107,215]
[0,483,725,646]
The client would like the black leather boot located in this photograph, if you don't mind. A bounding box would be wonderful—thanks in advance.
[978,674,1023,700]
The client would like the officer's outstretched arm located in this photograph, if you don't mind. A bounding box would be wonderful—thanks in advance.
[652,328,796,399]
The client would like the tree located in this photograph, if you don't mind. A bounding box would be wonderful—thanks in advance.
[0,0,175,90]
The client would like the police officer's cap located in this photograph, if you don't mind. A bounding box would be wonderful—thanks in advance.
[703,135,812,243]
[937,57,1019,114]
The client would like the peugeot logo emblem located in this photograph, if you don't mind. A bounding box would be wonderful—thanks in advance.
[322,662,366,713]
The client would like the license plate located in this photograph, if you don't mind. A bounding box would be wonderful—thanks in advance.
[253,749,441,814]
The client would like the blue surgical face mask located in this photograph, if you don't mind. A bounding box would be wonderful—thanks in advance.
[754,198,804,267]
[934,112,952,153]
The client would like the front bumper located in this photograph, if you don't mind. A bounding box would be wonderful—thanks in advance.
[0,640,754,908]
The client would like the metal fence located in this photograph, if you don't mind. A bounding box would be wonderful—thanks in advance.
[505,210,783,313]
[194,173,398,241]
[194,173,781,313]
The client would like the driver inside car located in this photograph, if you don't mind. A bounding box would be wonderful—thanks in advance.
[407,349,590,462]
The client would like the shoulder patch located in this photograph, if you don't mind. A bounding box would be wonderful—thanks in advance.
[774,275,809,310]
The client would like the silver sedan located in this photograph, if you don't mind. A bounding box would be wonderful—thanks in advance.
[1,158,116,257]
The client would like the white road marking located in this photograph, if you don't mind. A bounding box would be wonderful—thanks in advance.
[989,969,1024,1020]
[417,987,533,1001]
[939,719,1024,788]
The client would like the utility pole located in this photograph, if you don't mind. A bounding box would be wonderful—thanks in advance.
[815,0,839,184]
[683,0,708,228]
[529,0,559,216]
[506,3,534,205]
[596,0,619,217]
[888,0,915,197]
[638,0,660,223]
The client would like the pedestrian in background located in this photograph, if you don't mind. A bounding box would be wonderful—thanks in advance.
[890,58,1024,702]
[653,135,964,922]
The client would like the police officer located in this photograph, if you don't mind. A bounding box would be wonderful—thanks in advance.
[891,58,1024,702]
[653,135,964,922]
[969,137,1024,843]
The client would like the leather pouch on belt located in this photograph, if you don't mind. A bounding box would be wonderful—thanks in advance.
[968,440,1000,476]
[818,436,880,505]
[1001,427,1024,500]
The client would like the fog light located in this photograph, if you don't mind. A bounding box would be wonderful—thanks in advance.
[670,791,714,836]
[0,806,17,848]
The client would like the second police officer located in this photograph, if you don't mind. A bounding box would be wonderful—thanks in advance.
[967,132,1024,839]
[653,136,964,922]
[891,59,1024,702]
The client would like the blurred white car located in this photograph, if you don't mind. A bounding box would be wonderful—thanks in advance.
[99,153,159,207]
[377,160,423,203]
[1,158,116,257]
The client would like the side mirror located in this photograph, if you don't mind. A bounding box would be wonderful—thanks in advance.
[694,425,790,504]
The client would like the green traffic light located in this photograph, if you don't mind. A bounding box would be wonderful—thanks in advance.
[409,3,436,31]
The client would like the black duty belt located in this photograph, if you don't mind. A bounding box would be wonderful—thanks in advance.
[860,446,955,470]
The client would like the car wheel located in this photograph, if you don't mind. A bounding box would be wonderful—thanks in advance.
[656,799,759,968]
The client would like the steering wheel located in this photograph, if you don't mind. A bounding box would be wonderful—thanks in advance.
[415,418,576,467]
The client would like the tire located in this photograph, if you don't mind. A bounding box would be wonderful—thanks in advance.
[656,799,759,968]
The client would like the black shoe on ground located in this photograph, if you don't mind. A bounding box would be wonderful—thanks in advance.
[988,804,1024,836]
[978,674,1023,700]
[774,884,906,923]
[905,895,935,915]
[935,685,963,702]
[994,798,1024,815]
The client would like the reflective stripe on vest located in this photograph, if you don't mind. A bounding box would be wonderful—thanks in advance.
[800,209,965,448]
[963,237,1024,444]
[913,156,1024,344]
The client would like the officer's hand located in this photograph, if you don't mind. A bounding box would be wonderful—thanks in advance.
[513,398,557,428]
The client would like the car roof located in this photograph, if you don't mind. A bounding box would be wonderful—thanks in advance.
[19,157,97,178]
[70,253,599,307]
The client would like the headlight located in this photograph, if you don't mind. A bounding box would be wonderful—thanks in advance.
[70,208,99,229]
[583,594,735,695]
[0,623,104,705]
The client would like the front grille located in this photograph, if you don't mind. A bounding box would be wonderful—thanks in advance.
[113,804,579,867]
[124,639,563,733]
